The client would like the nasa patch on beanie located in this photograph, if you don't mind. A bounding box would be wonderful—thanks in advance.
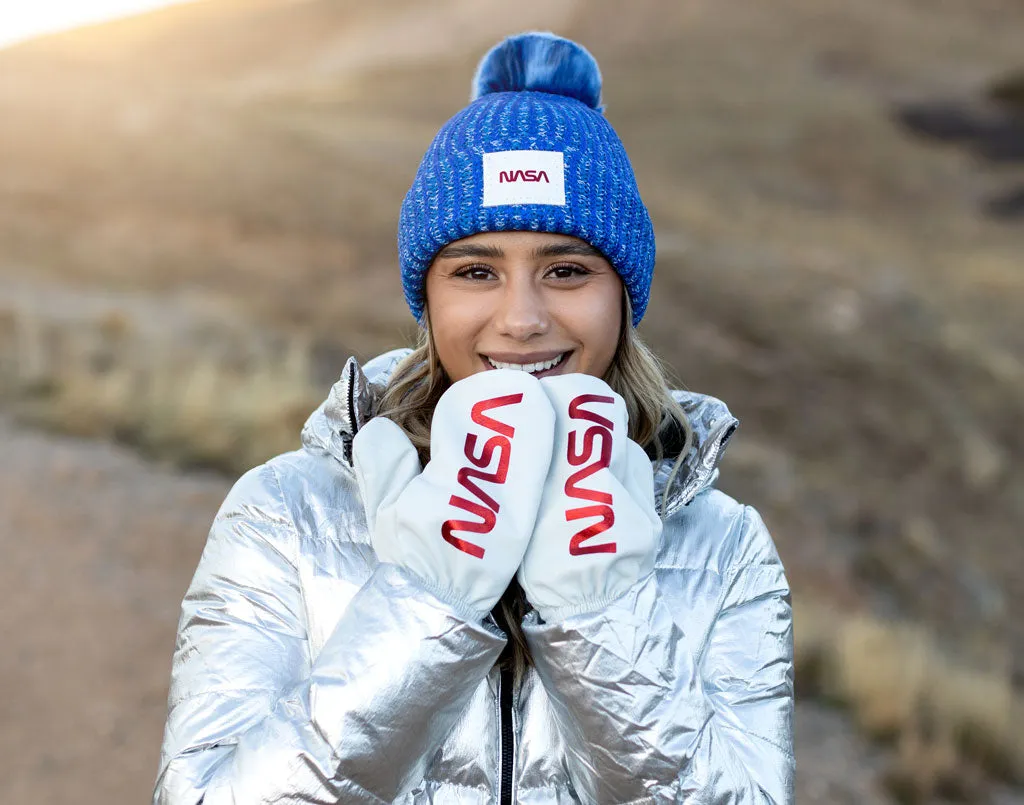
[398,31,656,327]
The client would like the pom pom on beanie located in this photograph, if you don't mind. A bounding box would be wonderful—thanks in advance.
[471,31,603,111]
[398,31,655,327]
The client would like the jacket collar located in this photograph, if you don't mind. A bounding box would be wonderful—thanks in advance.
[300,348,410,466]
[657,389,738,515]
[300,349,738,513]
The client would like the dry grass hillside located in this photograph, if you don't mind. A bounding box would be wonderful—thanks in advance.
[1,0,1023,801]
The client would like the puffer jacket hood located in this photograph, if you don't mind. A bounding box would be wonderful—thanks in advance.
[155,351,793,805]
[300,348,740,516]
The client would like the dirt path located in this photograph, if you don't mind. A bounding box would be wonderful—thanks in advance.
[0,417,229,803]
[0,416,898,804]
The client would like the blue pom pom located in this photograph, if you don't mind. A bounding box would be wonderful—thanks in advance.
[471,32,603,111]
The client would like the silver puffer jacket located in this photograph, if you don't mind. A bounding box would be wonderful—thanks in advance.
[154,349,794,805]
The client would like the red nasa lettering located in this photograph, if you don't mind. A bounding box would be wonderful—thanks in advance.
[498,169,550,183]
[564,394,617,555]
[441,393,523,558]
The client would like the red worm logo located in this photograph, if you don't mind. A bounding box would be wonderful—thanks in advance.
[498,169,550,183]
[441,394,523,558]
[565,394,617,555]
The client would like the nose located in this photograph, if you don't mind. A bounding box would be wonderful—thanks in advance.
[493,275,549,341]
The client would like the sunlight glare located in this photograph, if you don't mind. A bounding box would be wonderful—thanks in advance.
[0,0,196,50]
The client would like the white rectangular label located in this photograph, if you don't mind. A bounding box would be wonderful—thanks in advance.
[482,150,566,207]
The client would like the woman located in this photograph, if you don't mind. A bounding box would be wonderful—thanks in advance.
[154,32,794,805]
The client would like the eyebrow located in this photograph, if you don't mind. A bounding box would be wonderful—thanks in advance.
[532,242,604,259]
[434,241,605,260]
[435,243,504,259]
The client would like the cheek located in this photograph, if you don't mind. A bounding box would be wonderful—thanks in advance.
[426,294,487,381]
[586,314,621,370]
[556,288,622,368]
[430,316,466,375]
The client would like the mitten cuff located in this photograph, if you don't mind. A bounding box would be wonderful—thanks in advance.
[383,562,496,623]
[527,572,656,624]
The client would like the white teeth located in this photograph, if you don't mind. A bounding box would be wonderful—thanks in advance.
[487,352,565,373]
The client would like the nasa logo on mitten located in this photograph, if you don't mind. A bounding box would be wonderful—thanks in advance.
[518,373,659,622]
[564,393,618,556]
[442,392,524,558]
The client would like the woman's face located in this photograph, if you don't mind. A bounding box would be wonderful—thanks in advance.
[425,231,623,383]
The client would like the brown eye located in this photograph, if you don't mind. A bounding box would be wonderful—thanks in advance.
[454,265,495,281]
[546,263,590,280]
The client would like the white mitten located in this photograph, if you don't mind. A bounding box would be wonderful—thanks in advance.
[353,369,555,619]
[518,374,662,622]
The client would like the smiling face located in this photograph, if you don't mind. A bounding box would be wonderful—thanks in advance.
[424,231,624,383]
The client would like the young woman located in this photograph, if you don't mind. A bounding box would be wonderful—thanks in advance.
[154,32,794,805]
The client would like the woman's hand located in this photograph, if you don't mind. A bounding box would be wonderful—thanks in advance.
[518,374,662,622]
[353,369,554,619]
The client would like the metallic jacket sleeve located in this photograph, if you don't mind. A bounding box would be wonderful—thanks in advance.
[153,462,507,805]
[522,505,794,804]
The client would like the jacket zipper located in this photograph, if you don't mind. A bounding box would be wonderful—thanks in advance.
[342,359,358,464]
[498,666,515,805]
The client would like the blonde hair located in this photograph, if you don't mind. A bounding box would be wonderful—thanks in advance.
[373,294,693,676]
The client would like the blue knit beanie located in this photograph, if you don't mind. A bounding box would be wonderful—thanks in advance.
[398,31,655,327]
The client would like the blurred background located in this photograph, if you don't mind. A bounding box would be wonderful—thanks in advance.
[0,0,1022,802]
